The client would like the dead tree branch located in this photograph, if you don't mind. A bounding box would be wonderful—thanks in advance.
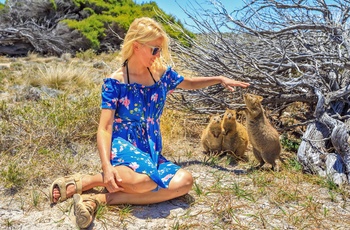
[163,0,350,184]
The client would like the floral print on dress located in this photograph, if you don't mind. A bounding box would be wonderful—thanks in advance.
[101,67,184,189]
[119,96,130,109]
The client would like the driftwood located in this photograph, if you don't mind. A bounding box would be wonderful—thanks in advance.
[0,0,90,56]
[0,25,87,56]
[163,0,350,184]
[0,0,122,56]
[298,89,350,184]
[0,35,34,56]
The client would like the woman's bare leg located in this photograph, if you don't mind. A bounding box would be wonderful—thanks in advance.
[51,166,158,203]
[96,169,194,205]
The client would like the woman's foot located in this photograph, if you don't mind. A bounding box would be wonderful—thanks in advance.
[73,194,101,229]
[51,184,76,203]
[49,174,84,204]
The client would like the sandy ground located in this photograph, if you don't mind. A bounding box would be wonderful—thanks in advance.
[2,151,350,230]
[0,143,252,230]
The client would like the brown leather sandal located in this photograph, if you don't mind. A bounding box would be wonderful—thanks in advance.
[49,173,83,204]
[73,194,101,229]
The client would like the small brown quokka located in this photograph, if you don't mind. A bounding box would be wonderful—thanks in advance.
[200,114,223,154]
[221,109,249,159]
[243,93,283,171]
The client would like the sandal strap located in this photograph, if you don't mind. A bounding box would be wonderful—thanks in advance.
[73,194,100,228]
[60,178,67,201]
[82,194,100,214]
[61,173,82,201]
[84,201,96,214]
[51,173,83,203]
[73,174,83,194]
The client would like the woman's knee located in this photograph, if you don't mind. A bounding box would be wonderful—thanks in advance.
[181,170,194,187]
[171,169,194,190]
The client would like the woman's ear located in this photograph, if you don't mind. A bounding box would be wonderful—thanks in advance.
[133,42,140,52]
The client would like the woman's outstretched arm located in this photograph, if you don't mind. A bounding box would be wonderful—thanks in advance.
[178,75,250,91]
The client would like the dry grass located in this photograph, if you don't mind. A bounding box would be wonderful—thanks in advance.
[1,52,350,229]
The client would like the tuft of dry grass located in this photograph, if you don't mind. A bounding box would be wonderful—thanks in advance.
[161,109,206,152]
[29,62,94,91]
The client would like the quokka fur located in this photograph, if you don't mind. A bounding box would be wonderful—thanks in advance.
[243,93,283,171]
[221,109,249,159]
[200,114,223,154]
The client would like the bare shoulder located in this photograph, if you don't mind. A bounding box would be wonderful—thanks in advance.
[151,65,168,81]
[108,67,124,83]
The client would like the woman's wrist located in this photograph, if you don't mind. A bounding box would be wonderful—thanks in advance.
[101,161,112,171]
[219,76,227,87]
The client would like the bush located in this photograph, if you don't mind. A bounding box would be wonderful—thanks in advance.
[65,0,194,50]
[281,133,301,153]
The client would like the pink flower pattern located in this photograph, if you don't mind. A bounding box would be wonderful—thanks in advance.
[119,96,130,109]
[129,162,140,171]
[162,174,175,182]
[151,93,158,102]
[110,151,116,160]
[147,117,154,125]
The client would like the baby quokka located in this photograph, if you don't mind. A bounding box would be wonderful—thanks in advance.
[200,114,223,155]
[201,110,249,160]
[221,109,249,160]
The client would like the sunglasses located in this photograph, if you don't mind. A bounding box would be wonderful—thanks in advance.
[142,43,162,56]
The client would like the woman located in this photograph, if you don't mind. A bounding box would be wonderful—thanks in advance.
[50,17,250,228]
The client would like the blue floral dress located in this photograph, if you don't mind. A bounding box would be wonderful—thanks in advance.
[101,67,184,190]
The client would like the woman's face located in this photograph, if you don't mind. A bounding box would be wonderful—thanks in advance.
[135,37,163,67]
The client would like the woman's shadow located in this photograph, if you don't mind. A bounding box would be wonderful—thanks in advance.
[131,193,195,219]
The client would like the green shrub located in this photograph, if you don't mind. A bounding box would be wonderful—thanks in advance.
[0,163,25,189]
[281,133,301,152]
[287,157,303,172]
[49,0,57,10]
[63,14,108,49]
[63,0,194,50]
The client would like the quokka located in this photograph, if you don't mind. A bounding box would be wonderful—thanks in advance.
[200,114,223,155]
[243,93,283,171]
[221,109,249,160]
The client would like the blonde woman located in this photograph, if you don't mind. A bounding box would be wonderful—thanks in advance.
[50,17,250,228]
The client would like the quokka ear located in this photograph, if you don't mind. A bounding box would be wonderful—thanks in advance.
[232,110,237,117]
[236,109,243,115]
[206,115,212,124]
[257,95,264,102]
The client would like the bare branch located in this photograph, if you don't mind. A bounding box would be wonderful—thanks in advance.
[162,0,350,184]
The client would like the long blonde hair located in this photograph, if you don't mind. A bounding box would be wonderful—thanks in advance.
[121,17,172,69]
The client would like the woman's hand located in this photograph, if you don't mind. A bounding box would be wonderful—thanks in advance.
[103,164,124,193]
[221,77,250,92]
